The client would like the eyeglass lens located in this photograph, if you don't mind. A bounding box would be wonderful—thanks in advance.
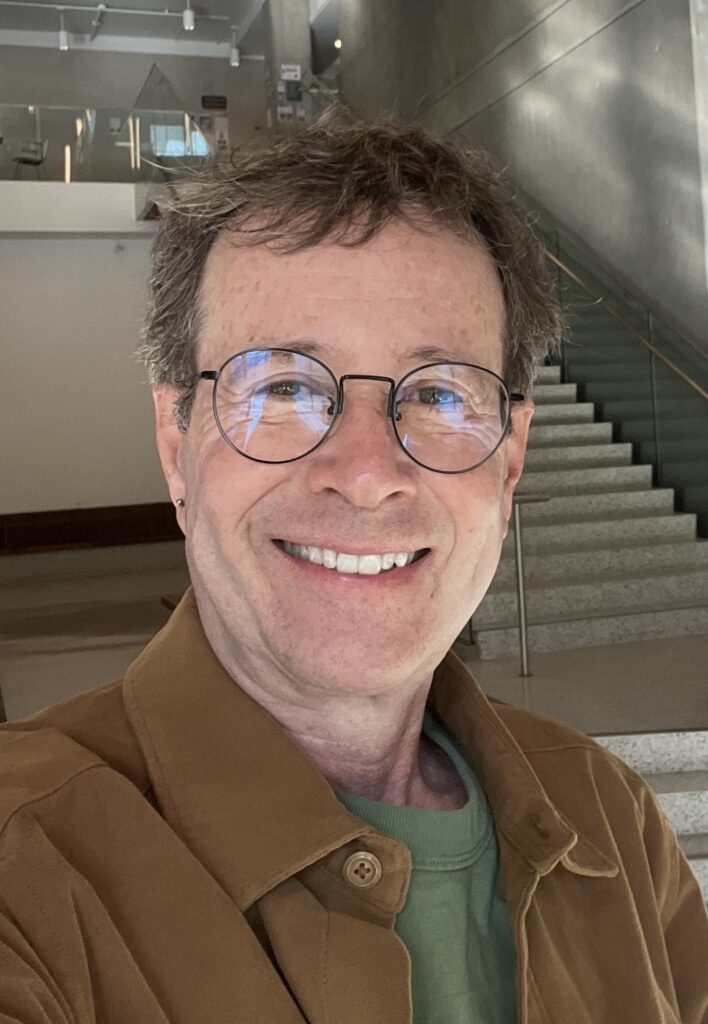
[212,349,510,472]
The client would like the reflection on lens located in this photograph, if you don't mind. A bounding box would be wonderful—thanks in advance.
[210,352,510,472]
[393,364,509,472]
[213,349,338,462]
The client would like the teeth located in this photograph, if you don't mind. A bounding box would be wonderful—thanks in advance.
[282,542,421,575]
[336,553,359,573]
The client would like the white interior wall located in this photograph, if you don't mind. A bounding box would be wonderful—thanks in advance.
[0,234,168,513]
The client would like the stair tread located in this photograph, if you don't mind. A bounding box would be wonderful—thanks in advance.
[474,598,708,632]
[644,771,708,793]
[678,833,708,858]
[488,564,708,595]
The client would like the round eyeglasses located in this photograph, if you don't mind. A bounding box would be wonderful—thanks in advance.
[197,348,525,475]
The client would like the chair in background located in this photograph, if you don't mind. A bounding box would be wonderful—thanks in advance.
[13,140,49,179]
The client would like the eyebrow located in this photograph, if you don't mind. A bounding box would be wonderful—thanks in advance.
[269,340,467,365]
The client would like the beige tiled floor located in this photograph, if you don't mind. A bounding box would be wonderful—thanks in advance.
[454,634,708,734]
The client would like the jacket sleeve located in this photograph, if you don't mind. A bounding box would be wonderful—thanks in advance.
[638,782,708,1024]
[0,911,76,1024]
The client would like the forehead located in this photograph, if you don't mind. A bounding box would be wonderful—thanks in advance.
[198,219,505,372]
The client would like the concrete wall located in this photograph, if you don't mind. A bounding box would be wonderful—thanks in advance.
[0,233,166,514]
[339,0,708,349]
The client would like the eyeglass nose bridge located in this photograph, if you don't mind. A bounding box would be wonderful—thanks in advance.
[334,374,398,419]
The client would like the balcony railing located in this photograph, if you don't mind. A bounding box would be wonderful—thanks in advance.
[1,103,212,183]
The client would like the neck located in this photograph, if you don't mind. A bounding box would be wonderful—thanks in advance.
[200,600,467,810]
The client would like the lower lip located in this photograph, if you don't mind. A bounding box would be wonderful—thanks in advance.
[271,541,431,586]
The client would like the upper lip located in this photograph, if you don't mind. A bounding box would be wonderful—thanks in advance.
[275,538,430,555]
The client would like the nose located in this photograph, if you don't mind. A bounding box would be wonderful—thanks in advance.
[303,380,418,509]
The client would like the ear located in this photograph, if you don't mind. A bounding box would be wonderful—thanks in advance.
[153,386,187,532]
[501,399,535,536]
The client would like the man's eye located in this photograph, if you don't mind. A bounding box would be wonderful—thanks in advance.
[416,386,464,406]
[255,379,316,399]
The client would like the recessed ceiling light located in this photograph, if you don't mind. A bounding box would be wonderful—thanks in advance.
[182,2,195,31]
[334,37,342,49]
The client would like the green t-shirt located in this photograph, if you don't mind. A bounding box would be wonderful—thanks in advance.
[336,710,516,1024]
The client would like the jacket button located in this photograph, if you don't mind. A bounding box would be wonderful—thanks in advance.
[342,851,383,889]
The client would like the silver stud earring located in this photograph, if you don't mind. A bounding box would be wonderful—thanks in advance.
[175,498,185,508]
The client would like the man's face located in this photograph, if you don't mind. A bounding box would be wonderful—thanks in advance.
[155,220,533,695]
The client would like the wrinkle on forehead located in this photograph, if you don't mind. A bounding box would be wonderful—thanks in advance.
[199,220,506,374]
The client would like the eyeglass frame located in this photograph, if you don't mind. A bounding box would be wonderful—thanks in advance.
[197,347,526,475]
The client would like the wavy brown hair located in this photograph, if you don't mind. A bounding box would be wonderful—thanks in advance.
[139,113,562,430]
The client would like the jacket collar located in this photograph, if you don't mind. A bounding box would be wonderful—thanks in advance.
[123,589,616,910]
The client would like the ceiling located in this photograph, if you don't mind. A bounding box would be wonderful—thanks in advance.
[0,0,266,55]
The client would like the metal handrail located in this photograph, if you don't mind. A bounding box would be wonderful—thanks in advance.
[516,184,708,366]
[546,251,708,402]
[512,494,551,678]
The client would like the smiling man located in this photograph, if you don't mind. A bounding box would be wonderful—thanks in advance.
[0,119,706,1024]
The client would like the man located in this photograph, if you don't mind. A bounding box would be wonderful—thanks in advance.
[0,118,706,1024]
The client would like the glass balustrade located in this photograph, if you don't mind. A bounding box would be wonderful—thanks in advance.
[0,103,212,182]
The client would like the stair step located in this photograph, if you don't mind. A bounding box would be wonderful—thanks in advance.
[566,345,648,365]
[686,856,708,903]
[655,790,708,836]
[530,383,577,404]
[474,603,708,659]
[683,486,708,507]
[531,403,595,424]
[528,422,612,447]
[600,398,705,420]
[679,833,708,858]
[475,569,708,627]
[584,381,692,401]
[663,462,708,486]
[645,770,708,795]
[518,489,674,524]
[523,443,631,471]
[535,365,561,384]
[500,513,697,553]
[568,363,656,383]
[519,464,653,494]
[639,440,708,463]
[568,329,645,345]
[491,540,708,586]
[620,419,708,442]
[592,731,708,774]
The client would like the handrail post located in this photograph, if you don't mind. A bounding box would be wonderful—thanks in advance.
[511,494,551,677]
[512,502,531,677]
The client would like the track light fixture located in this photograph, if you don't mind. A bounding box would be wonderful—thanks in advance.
[58,8,69,49]
[182,0,194,31]
[230,27,240,66]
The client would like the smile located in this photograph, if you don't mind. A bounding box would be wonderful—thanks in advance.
[274,540,430,576]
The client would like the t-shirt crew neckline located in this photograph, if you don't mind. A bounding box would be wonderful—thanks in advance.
[335,710,494,870]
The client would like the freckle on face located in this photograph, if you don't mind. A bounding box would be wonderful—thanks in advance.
[186,220,510,694]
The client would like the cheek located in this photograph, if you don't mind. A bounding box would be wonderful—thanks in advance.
[447,460,507,565]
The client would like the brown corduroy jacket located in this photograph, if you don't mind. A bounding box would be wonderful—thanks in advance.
[0,589,706,1024]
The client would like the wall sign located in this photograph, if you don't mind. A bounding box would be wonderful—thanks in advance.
[201,95,227,110]
[280,64,301,81]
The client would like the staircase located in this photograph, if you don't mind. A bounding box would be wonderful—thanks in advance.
[562,298,708,535]
[593,730,708,908]
[471,364,708,660]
